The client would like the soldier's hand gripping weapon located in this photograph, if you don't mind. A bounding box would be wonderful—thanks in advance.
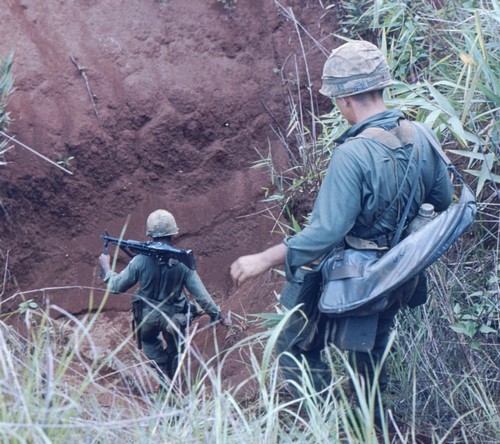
[98,232,109,279]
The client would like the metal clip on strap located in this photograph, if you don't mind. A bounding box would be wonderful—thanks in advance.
[328,265,364,280]
[345,234,389,251]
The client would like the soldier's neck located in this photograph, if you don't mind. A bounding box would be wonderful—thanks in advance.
[351,102,388,125]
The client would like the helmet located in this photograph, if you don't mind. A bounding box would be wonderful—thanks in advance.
[319,41,392,99]
[146,209,179,237]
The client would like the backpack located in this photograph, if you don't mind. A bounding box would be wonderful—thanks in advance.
[318,123,476,316]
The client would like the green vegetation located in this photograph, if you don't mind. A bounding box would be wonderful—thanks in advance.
[1,0,499,442]
[0,299,431,443]
[0,52,14,166]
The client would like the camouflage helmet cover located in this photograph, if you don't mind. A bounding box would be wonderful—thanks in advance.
[319,41,392,98]
[146,209,179,237]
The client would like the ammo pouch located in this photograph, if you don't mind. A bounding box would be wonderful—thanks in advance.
[320,246,384,353]
[329,314,379,352]
[289,266,381,353]
[166,313,188,335]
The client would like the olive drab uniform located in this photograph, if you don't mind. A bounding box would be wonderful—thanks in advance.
[275,41,454,397]
[104,255,220,380]
[104,210,221,381]
[277,109,453,393]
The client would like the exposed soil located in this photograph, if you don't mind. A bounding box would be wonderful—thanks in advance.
[0,0,338,391]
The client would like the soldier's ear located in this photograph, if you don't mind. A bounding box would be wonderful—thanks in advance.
[339,96,351,107]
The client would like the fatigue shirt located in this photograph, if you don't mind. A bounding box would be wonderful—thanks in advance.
[104,254,220,315]
[284,110,454,286]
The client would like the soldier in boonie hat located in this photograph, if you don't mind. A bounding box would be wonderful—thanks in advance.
[319,40,393,98]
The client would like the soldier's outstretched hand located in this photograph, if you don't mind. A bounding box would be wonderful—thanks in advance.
[230,243,287,287]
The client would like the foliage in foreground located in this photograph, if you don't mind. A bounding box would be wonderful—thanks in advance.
[0,285,498,443]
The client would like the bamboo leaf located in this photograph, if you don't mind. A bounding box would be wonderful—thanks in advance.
[447,116,468,144]
[474,81,500,106]
[465,169,500,183]
[424,109,442,128]
[424,80,459,118]
[451,150,499,193]
[475,153,495,194]
[449,150,487,161]
[479,325,497,334]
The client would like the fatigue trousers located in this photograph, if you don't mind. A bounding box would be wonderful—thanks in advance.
[274,304,399,397]
[140,309,185,380]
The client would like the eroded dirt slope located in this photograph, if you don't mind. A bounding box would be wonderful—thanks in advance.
[0,0,337,388]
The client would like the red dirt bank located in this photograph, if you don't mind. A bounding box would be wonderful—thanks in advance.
[0,0,337,388]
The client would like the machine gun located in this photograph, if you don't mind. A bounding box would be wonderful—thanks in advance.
[101,232,197,270]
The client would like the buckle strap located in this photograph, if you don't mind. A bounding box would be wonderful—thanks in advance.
[328,264,364,281]
[345,234,391,251]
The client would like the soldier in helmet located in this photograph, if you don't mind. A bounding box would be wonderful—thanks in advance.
[230,41,453,416]
[99,209,229,387]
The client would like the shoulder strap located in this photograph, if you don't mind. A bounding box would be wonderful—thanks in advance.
[356,120,414,150]
[152,257,162,301]
[352,120,419,239]
[413,122,464,184]
[360,127,402,149]
[391,132,423,247]
[412,122,451,164]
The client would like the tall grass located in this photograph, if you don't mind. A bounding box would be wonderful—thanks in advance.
[0,296,398,443]
[0,52,14,166]
[2,286,497,442]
